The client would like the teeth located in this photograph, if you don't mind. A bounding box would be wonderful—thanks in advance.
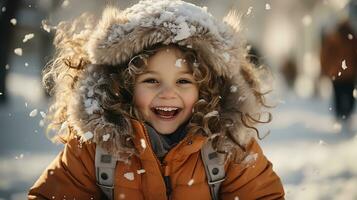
[155,107,178,112]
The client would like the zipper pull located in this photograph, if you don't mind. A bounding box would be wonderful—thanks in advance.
[164,175,172,198]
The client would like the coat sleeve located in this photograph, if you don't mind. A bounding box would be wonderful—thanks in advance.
[28,138,102,200]
[220,139,285,200]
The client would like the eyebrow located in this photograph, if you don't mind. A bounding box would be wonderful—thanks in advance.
[142,69,192,75]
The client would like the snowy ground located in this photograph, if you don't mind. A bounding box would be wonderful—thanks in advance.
[261,92,357,200]
[1,70,356,200]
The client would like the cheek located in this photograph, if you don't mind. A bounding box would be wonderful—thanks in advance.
[183,89,199,110]
[133,87,152,110]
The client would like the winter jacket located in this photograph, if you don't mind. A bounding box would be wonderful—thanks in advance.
[29,0,285,199]
[28,119,284,200]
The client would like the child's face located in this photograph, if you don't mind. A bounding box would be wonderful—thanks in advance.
[133,47,199,134]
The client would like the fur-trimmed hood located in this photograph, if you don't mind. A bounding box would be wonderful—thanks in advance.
[58,0,265,156]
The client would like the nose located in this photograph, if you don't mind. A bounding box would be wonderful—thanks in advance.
[158,85,177,99]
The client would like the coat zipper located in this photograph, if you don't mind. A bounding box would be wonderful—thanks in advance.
[141,124,172,199]
[140,123,195,199]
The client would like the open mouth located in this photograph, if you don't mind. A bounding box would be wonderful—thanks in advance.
[151,106,182,119]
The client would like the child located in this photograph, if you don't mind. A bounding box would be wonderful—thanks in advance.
[29,1,284,199]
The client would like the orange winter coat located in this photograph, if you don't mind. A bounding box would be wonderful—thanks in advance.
[28,120,284,200]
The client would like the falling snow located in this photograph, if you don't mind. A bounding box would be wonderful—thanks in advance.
[29,109,38,117]
[137,169,146,174]
[23,33,35,43]
[25,62,29,67]
[61,0,70,8]
[124,172,135,181]
[1,6,6,12]
[140,138,146,149]
[337,71,341,77]
[230,85,238,93]
[265,3,271,10]
[175,58,183,68]
[10,18,17,25]
[302,15,312,26]
[39,120,45,127]
[234,196,240,200]
[318,140,327,146]
[187,179,194,186]
[353,88,357,99]
[348,33,353,40]
[119,194,125,199]
[84,99,100,115]
[14,48,23,56]
[242,152,258,164]
[246,6,253,15]
[5,64,10,70]
[332,122,342,133]
[15,154,24,160]
[82,131,94,142]
[40,111,46,118]
[341,60,347,70]
[41,20,51,33]
[102,134,110,142]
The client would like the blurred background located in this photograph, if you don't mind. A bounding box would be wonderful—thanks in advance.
[0,0,356,199]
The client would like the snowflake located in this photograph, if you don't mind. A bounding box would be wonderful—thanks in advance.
[302,15,312,26]
[230,85,237,93]
[140,139,147,149]
[14,48,23,56]
[61,0,69,8]
[102,134,110,142]
[265,3,271,10]
[242,152,258,164]
[187,179,194,186]
[348,34,353,40]
[29,109,38,117]
[40,111,46,118]
[175,58,183,67]
[341,60,347,70]
[10,18,17,25]
[82,131,94,142]
[41,20,51,33]
[246,6,253,15]
[23,33,35,43]
[124,172,135,181]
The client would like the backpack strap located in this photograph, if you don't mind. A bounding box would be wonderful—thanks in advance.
[95,146,117,200]
[201,140,226,200]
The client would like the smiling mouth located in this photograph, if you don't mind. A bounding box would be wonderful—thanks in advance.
[151,106,182,119]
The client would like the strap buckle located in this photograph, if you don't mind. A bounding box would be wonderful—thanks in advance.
[96,182,114,189]
[208,177,226,185]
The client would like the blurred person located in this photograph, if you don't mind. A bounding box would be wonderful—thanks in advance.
[280,56,297,89]
[320,15,357,129]
[28,1,284,199]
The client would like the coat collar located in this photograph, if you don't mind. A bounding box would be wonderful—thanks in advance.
[131,119,206,163]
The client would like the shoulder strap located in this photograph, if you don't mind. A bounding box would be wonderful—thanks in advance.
[200,140,226,200]
[95,146,117,200]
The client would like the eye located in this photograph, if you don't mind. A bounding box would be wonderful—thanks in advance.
[143,78,159,84]
[177,79,193,84]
